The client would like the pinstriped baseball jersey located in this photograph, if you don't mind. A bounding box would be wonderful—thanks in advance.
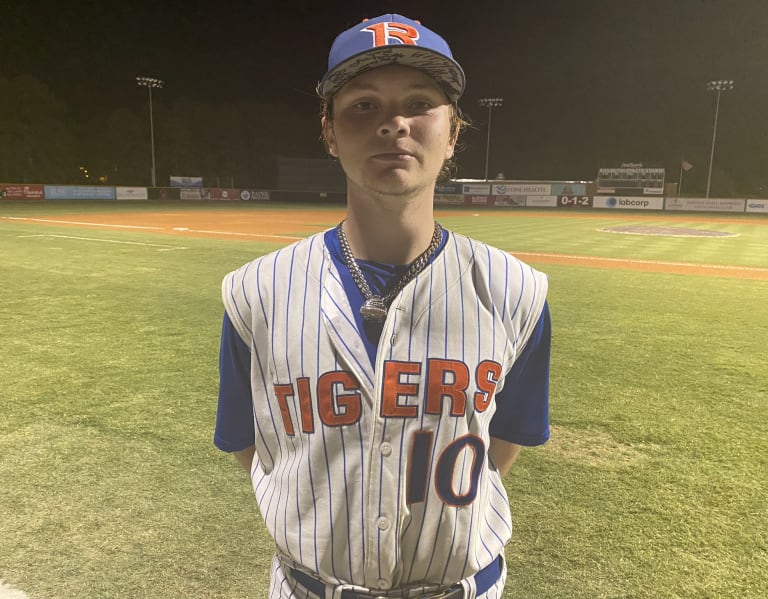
[220,229,548,592]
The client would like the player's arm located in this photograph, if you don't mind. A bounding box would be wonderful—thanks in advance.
[215,312,257,474]
[489,301,552,475]
[489,438,522,477]
[233,445,256,472]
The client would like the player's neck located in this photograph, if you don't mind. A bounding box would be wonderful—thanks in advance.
[343,192,437,265]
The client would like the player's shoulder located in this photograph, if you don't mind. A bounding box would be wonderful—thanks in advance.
[446,230,546,278]
[223,230,328,284]
[221,230,329,310]
[446,230,548,321]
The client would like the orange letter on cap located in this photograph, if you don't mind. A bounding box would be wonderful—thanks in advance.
[363,22,420,47]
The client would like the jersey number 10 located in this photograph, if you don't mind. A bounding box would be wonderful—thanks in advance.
[407,430,485,506]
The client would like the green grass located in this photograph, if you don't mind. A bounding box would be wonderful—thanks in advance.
[506,266,767,598]
[1,203,766,598]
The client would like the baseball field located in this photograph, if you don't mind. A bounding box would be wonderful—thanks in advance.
[1,201,766,598]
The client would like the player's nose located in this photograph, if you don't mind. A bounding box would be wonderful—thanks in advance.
[377,113,410,138]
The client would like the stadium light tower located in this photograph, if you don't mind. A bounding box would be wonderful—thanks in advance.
[477,97,503,181]
[705,79,734,198]
[136,76,164,187]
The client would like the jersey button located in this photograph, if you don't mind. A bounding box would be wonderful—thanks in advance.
[376,517,390,531]
[380,442,392,456]
[377,579,388,589]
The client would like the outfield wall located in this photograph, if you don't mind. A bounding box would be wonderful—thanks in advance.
[1,181,766,214]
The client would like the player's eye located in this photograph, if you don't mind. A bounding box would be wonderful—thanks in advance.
[352,100,377,111]
[410,100,433,111]
[406,96,440,114]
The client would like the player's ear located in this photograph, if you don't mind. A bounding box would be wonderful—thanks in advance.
[444,137,456,160]
[444,105,460,160]
[321,116,338,157]
[444,129,457,160]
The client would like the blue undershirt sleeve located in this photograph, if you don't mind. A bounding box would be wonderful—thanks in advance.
[489,301,552,446]
[214,312,256,452]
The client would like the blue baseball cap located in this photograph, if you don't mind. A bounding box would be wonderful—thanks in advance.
[319,14,465,102]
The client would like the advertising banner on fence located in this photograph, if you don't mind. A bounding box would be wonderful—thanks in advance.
[665,197,745,212]
[115,186,148,200]
[492,183,551,196]
[745,200,768,213]
[525,195,558,208]
[435,182,463,195]
[239,189,270,201]
[44,185,116,200]
[204,188,240,200]
[0,184,44,199]
[434,194,464,205]
[493,195,526,207]
[179,187,203,200]
[467,195,492,205]
[593,196,664,210]
[462,183,491,195]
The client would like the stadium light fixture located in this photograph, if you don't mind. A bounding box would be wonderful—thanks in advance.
[136,76,165,187]
[477,97,503,181]
[705,79,734,198]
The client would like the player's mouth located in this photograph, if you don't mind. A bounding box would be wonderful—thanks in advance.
[371,152,417,162]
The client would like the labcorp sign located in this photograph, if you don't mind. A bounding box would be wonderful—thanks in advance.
[592,196,664,210]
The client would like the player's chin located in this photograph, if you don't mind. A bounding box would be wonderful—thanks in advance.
[366,168,436,196]
[365,175,423,198]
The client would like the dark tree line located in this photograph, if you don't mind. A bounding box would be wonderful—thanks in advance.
[0,74,324,188]
[2,74,765,196]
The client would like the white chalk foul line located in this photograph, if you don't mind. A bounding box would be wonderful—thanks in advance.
[513,251,768,273]
[18,234,187,251]
[2,216,162,230]
[185,228,304,240]
[4,215,304,243]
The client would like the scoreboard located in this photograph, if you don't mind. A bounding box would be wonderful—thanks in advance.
[597,164,665,196]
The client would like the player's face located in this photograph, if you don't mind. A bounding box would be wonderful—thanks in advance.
[323,65,456,199]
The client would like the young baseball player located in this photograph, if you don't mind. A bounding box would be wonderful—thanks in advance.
[215,14,551,599]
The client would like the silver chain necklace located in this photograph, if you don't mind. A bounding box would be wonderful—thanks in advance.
[336,220,443,322]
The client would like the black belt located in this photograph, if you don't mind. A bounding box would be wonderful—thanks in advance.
[290,556,501,599]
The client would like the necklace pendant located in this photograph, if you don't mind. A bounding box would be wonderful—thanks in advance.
[360,297,388,322]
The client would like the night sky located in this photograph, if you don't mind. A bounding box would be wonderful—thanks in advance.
[3,0,768,190]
